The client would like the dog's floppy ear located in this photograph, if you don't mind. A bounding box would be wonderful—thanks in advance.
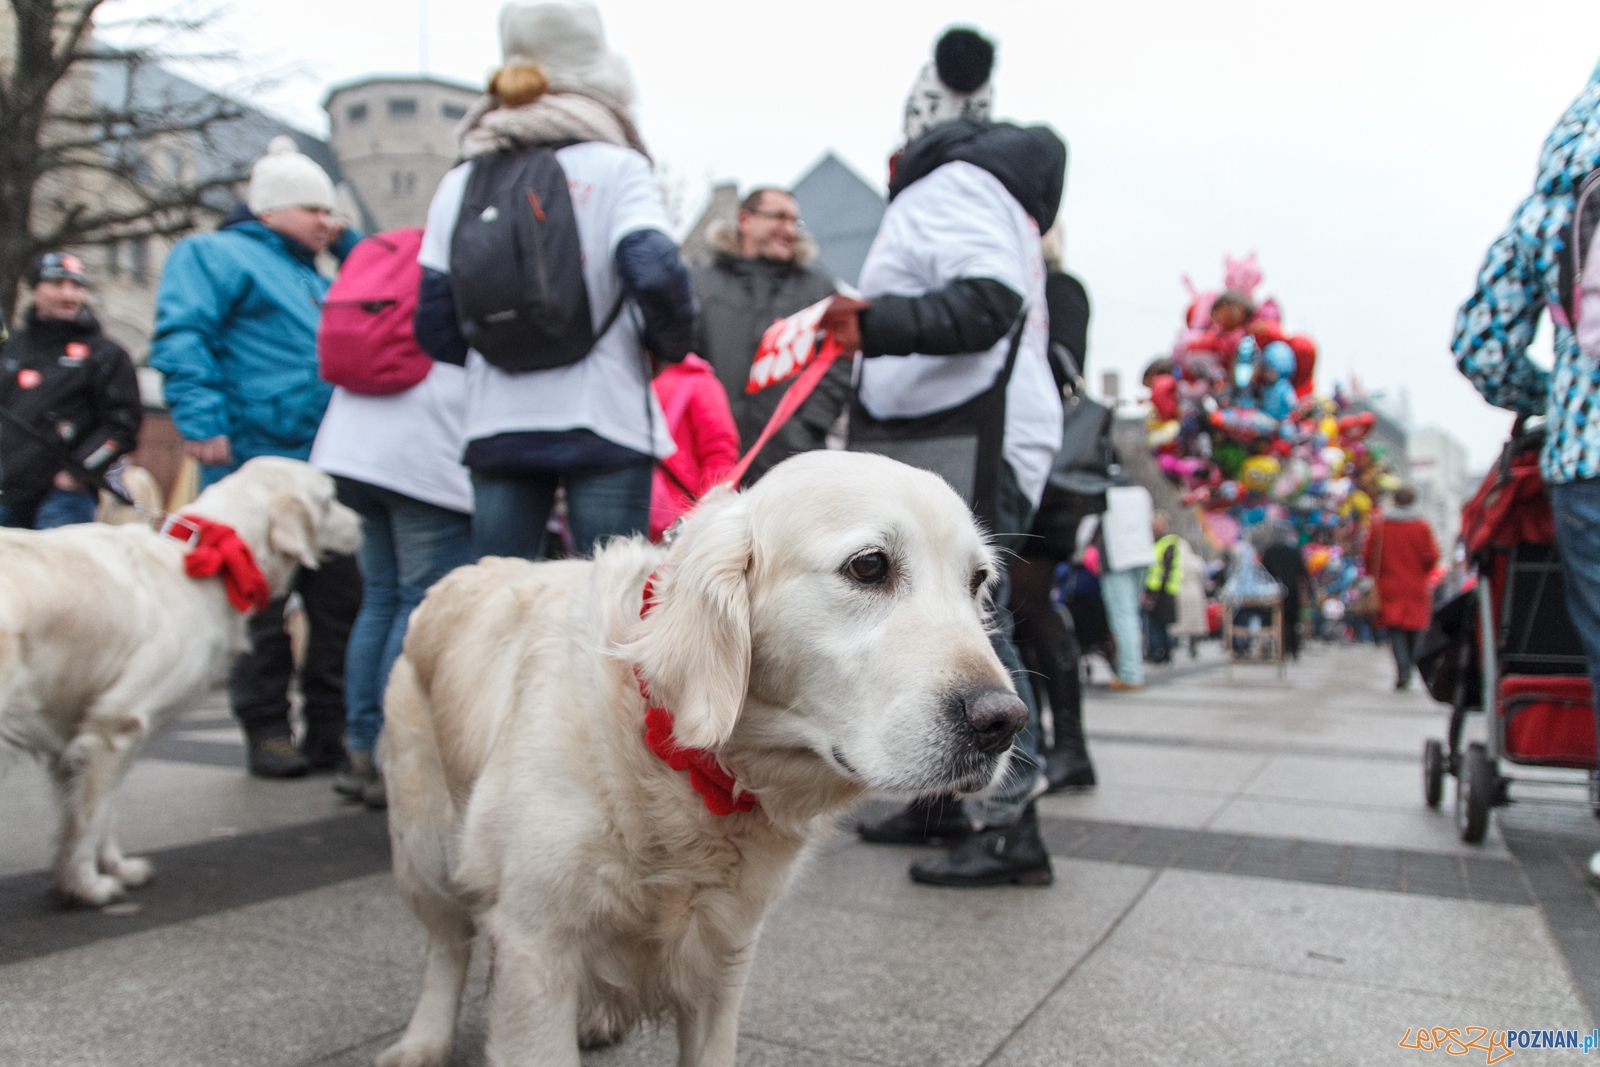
[267,491,320,570]
[636,491,752,750]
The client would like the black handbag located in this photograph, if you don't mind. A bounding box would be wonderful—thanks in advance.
[1029,378,1113,558]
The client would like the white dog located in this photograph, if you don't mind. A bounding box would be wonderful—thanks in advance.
[379,451,1028,1067]
[0,457,362,905]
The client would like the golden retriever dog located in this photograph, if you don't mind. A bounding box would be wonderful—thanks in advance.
[0,457,362,906]
[379,451,1028,1067]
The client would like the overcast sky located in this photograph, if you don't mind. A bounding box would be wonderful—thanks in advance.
[130,0,1600,470]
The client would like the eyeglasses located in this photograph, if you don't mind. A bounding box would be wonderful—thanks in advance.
[746,208,802,227]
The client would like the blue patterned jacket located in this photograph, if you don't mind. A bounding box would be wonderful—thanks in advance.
[1453,74,1600,483]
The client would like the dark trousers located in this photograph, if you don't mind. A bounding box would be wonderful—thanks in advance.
[229,552,363,743]
[1010,554,1088,765]
[1550,480,1600,763]
[1389,628,1422,687]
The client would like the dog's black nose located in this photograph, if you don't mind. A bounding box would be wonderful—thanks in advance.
[957,686,1027,755]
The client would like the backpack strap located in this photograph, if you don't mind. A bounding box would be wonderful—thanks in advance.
[595,291,628,344]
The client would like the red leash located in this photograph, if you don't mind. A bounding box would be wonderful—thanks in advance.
[718,335,845,490]
[635,573,757,816]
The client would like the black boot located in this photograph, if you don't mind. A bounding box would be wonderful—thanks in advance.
[248,734,309,779]
[1043,749,1096,793]
[857,795,971,846]
[909,803,1053,887]
[299,723,347,772]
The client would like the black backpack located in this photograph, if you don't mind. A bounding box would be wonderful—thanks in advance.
[449,146,622,373]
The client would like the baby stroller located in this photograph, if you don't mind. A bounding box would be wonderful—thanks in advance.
[1418,419,1598,843]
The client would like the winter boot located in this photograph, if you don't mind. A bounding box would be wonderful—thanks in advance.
[857,794,971,846]
[299,725,347,772]
[909,802,1053,887]
[1043,749,1097,793]
[361,772,387,811]
[248,735,309,779]
[334,750,377,801]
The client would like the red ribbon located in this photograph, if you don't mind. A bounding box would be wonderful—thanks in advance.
[171,514,272,614]
[635,573,757,816]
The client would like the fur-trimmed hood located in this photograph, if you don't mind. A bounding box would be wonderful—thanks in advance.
[706,218,820,270]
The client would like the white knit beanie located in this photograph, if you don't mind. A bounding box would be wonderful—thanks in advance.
[497,0,635,107]
[248,136,336,215]
[902,27,996,144]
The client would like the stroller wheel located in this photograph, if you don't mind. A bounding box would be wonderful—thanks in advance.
[1457,742,1493,844]
[1423,739,1444,809]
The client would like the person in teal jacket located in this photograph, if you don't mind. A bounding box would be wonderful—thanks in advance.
[150,135,366,779]
[151,137,361,485]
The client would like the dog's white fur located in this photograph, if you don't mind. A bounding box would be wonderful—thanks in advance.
[0,457,362,905]
[379,451,1021,1067]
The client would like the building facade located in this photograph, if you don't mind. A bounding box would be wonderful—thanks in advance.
[322,76,480,231]
[1408,426,1472,550]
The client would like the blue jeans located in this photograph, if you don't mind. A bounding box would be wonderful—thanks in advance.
[471,461,653,561]
[1548,480,1600,763]
[336,478,474,753]
[0,486,98,528]
[965,464,1044,829]
[1100,567,1145,684]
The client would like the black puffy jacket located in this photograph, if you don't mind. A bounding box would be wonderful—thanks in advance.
[0,309,142,507]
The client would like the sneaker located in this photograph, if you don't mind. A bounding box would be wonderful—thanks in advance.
[1589,851,1600,889]
[1043,750,1096,793]
[361,775,387,811]
[909,804,1053,888]
[248,735,309,779]
[334,750,376,801]
[858,795,971,846]
[1108,679,1144,692]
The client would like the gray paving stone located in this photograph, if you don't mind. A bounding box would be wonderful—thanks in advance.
[737,847,1154,1067]
[1098,869,1581,1008]
[986,947,1581,1067]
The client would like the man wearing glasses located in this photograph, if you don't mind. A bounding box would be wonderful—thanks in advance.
[691,188,847,483]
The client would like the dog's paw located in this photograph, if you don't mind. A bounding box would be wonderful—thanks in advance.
[58,873,125,908]
[374,1039,450,1067]
[109,856,154,888]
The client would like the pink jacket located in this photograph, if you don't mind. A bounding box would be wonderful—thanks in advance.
[650,354,741,540]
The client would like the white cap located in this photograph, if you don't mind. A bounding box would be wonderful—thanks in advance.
[498,1,635,106]
[248,136,336,216]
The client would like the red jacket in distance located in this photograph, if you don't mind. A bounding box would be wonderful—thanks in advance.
[1371,512,1440,632]
[650,354,740,540]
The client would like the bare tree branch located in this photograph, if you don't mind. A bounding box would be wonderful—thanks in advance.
[0,0,277,317]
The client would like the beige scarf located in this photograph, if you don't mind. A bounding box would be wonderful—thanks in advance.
[455,84,649,161]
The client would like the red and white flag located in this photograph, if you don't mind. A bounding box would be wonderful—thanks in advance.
[746,297,834,394]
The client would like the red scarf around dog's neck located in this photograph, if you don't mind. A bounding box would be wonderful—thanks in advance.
[636,573,757,816]
[164,514,272,614]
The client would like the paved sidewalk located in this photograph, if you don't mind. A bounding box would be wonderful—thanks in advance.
[0,643,1596,1066]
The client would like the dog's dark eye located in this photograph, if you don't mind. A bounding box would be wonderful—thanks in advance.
[970,568,991,597]
[846,551,891,586]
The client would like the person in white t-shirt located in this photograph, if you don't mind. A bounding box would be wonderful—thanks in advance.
[309,363,474,808]
[1098,483,1156,690]
[413,1,694,560]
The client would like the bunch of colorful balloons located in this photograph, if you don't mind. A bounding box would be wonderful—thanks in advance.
[1147,254,1399,547]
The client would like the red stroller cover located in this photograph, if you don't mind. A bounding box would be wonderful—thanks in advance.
[1500,675,1597,768]
[1460,433,1552,554]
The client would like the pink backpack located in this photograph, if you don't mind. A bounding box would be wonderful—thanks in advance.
[318,228,432,394]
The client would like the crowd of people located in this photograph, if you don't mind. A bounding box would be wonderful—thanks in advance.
[3,1,1598,888]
